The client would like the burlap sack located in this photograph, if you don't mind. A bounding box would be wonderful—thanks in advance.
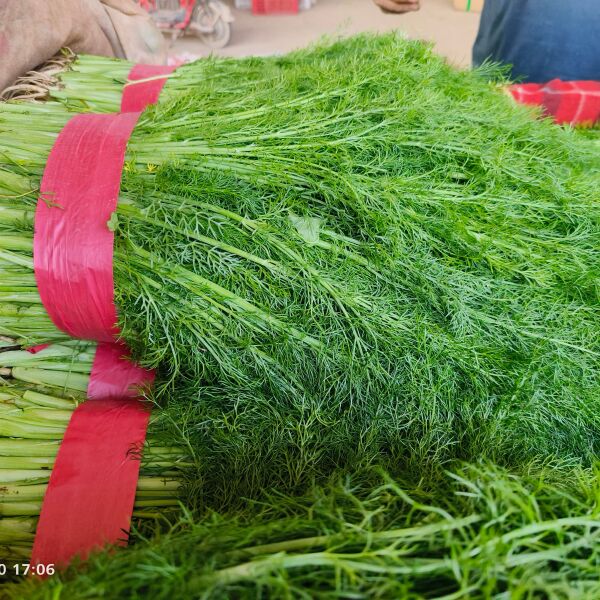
[0,0,167,92]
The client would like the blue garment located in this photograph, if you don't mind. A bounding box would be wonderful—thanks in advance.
[473,0,600,82]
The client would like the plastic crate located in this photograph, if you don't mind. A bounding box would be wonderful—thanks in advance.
[252,0,299,14]
[236,0,313,11]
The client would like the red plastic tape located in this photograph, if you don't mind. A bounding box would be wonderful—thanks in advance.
[29,343,154,570]
[510,79,600,126]
[31,109,159,569]
[30,63,174,568]
[542,80,600,126]
[26,344,50,354]
[121,64,176,113]
[88,341,155,400]
[30,396,151,568]
[34,112,140,342]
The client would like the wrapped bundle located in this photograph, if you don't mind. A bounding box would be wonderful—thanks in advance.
[0,342,190,559]
[0,34,598,509]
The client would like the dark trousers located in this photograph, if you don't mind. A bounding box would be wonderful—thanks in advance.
[473,0,600,82]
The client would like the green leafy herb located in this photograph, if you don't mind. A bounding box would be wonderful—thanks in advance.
[0,34,598,510]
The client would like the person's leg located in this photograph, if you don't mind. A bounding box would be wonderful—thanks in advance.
[473,0,600,82]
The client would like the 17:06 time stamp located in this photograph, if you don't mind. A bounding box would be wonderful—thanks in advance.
[1,563,55,576]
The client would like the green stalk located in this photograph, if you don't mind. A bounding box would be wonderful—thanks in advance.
[10,367,89,392]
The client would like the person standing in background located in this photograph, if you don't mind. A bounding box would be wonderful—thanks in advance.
[373,0,600,82]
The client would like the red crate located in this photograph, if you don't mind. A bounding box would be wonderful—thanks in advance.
[252,0,299,14]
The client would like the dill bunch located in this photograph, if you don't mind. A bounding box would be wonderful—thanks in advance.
[0,34,598,502]
[50,35,452,113]
[6,462,600,599]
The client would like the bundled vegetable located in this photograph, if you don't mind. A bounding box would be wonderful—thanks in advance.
[0,34,599,509]
[14,40,403,113]
[6,462,600,599]
[53,52,289,113]
[0,342,190,559]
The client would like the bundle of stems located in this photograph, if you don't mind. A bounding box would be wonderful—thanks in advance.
[48,38,404,113]
[0,34,598,506]
[0,342,191,559]
[51,52,281,113]
[6,462,600,599]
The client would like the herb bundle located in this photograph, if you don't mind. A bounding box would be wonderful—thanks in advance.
[0,342,189,559]
[6,462,600,599]
[0,34,598,509]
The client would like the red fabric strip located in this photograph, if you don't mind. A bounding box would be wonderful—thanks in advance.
[510,79,600,126]
[26,344,50,354]
[31,63,173,568]
[88,341,155,400]
[121,64,176,113]
[33,112,141,342]
[30,396,151,568]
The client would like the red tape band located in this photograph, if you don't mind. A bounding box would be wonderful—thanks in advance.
[121,64,177,113]
[26,344,50,354]
[34,112,141,342]
[542,79,600,126]
[510,79,600,126]
[31,61,173,568]
[30,397,151,567]
[30,346,154,570]
[31,342,154,568]
[34,66,176,340]
[88,341,156,400]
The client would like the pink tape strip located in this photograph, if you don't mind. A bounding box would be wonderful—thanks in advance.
[34,112,141,342]
[26,344,50,354]
[121,64,176,113]
[31,64,174,569]
[30,396,151,568]
[88,341,155,400]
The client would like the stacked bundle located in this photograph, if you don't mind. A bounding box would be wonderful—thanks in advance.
[0,34,598,595]
[0,343,190,559]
